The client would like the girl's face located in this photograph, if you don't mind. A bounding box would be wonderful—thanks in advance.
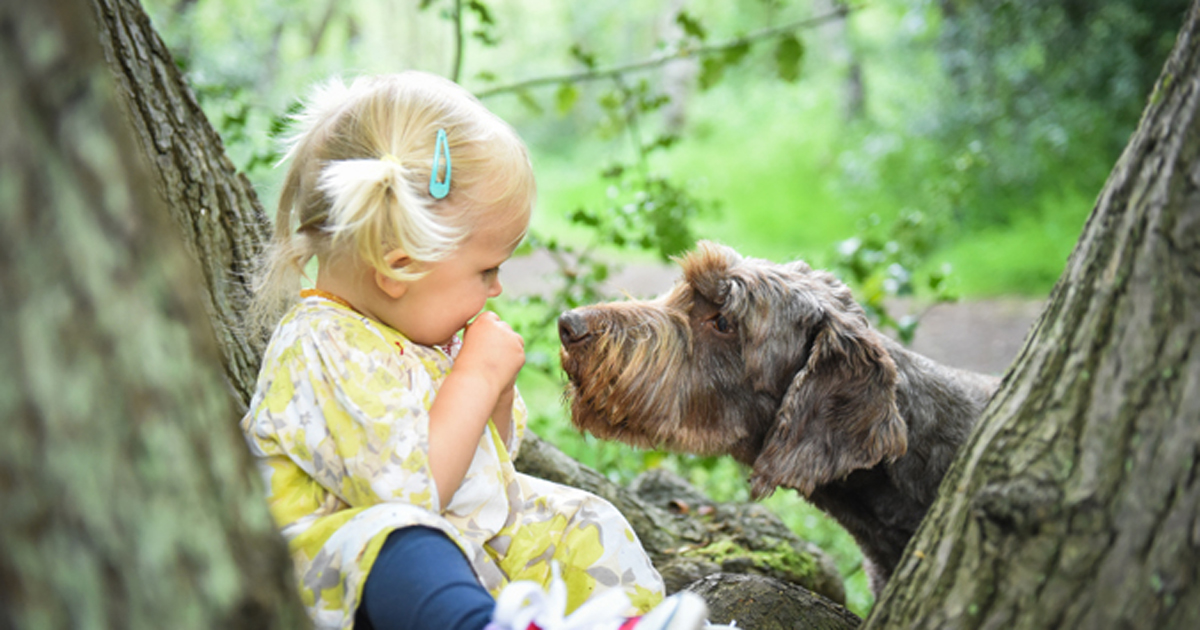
[381,221,521,347]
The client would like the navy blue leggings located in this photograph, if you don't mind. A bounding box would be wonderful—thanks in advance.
[355,527,496,630]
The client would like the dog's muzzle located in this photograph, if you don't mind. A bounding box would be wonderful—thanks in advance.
[558,311,592,347]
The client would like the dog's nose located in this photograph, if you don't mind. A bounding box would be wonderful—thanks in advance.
[558,311,591,346]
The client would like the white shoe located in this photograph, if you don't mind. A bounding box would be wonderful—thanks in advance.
[489,565,709,630]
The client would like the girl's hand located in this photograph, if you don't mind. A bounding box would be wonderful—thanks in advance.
[456,311,525,393]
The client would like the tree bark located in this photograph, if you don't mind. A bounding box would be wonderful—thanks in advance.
[90,0,272,409]
[0,0,306,627]
[867,3,1200,628]
[687,573,861,630]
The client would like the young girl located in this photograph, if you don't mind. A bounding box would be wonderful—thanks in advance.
[240,72,711,630]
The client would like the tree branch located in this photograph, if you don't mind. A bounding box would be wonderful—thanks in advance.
[452,0,464,82]
[473,4,858,99]
[308,0,339,56]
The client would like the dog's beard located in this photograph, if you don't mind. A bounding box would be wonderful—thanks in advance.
[559,302,774,457]
[560,319,690,448]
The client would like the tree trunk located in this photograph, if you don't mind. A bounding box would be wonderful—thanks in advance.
[0,0,306,627]
[91,0,272,409]
[867,3,1200,628]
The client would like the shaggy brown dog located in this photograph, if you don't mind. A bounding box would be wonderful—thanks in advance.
[558,241,999,593]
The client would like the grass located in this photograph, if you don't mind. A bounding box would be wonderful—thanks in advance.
[929,189,1093,296]
[661,82,870,264]
[761,490,875,615]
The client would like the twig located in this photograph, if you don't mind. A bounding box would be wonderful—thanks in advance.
[308,0,339,56]
[473,4,859,99]
[451,0,464,82]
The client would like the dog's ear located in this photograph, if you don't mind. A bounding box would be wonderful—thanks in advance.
[680,240,740,302]
[750,306,908,498]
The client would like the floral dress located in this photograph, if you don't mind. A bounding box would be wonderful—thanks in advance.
[241,296,664,630]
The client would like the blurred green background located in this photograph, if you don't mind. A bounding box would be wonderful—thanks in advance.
[142,0,1186,614]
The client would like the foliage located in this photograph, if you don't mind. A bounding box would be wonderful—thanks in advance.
[858,0,1187,230]
[830,209,956,344]
[187,80,295,180]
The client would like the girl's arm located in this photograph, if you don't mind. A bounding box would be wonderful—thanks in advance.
[490,385,515,448]
[427,312,524,508]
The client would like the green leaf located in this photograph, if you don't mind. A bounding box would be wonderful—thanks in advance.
[638,92,670,113]
[774,34,804,83]
[555,82,580,114]
[723,40,751,66]
[467,0,494,25]
[641,134,679,156]
[569,207,600,227]
[600,164,624,179]
[598,89,624,113]
[896,316,920,346]
[699,56,725,90]
[267,106,297,139]
[675,11,707,41]
[569,43,597,70]
[472,29,499,46]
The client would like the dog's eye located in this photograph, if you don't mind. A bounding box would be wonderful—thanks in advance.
[712,314,734,334]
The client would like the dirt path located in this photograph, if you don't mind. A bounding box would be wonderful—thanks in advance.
[895,297,1043,376]
[503,252,1044,377]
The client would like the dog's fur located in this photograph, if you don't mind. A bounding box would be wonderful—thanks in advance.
[558,241,999,592]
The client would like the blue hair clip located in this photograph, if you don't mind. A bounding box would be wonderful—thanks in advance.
[429,129,451,199]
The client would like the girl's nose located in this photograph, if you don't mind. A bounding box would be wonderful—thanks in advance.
[488,277,503,298]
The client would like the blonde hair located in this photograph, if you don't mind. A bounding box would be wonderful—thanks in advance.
[251,71,535,331]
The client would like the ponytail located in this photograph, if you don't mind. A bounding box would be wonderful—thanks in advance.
[249,71,534,335]
[317,158,461,280]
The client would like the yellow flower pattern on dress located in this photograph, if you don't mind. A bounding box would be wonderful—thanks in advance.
[241,297,664,629]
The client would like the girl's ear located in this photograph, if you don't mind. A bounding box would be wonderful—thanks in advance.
[375,249,412,299]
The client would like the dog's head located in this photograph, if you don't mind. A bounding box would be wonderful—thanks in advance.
[559,241,907,497]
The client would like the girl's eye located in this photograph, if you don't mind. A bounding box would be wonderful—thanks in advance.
[712,314,733,334]
[483,267,500,280]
